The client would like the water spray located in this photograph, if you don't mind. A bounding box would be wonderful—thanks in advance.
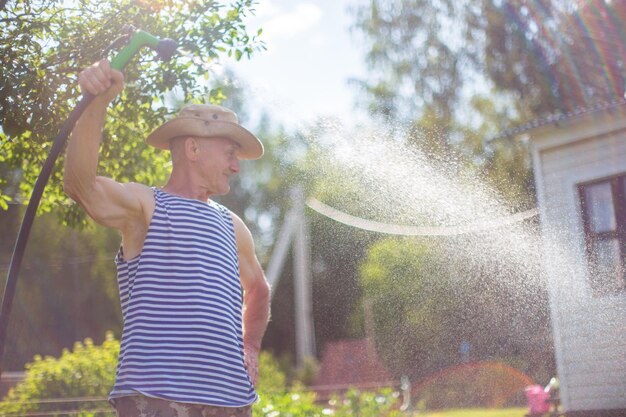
[0,26,178,375]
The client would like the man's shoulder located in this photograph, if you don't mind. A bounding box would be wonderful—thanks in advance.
[228,209,245,228]
[123,182,155,217]
[229,210,255,247]
[124,182,153,200]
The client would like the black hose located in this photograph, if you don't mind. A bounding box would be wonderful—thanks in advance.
[0,92,95,374]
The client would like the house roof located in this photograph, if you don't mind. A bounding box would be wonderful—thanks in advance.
[313,338,392,388]
[495,98,626,140]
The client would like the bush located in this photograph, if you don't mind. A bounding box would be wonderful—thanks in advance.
[255,352,403,416]
[255,390,323,417]
[1,337,403,417]
[330,388,404,417]
[257,350,288,393]
[0,332,119,416]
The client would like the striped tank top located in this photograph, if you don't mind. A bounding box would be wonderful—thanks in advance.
[109,188,258,407]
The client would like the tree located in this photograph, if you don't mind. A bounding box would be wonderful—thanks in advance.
[350,0,626,208]
[357,236,554,383]
[354,0,626,124]
[350,0,538,207]
[0,333,119,416]
[0,0,264,223]
[351,0,470,126]
[358,238,461,379]
[473,0,626,117]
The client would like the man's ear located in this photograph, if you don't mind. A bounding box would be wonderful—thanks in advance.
[184,137,200,161]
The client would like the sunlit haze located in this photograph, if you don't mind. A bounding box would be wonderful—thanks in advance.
[223,0,370,130]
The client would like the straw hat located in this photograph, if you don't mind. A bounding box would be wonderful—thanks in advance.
[146,104,264,160]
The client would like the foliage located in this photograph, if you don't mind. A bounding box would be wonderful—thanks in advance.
[348,0,534,207]
[254,349,323,417]
[458,95,535,209]
[254,387,403,417]
[1,341,402,417]
[0,0,264,224]
[254,391,322,417]
[353,0,626,123]
[350,0,626,210]
[357,237,553,385]
[0,332,119,416]
[358,238,459,380]
[291,356,320,387]
[471,0,626,117]
[329,388,403,417]
[257,350,288,394]
[351,0,469,125]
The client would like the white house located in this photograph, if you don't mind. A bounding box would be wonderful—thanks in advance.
[516,100,626,416]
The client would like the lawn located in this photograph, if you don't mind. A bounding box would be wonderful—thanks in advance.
[416,408,528,417]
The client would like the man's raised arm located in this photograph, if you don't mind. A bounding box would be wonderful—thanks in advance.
[64,59,146,231]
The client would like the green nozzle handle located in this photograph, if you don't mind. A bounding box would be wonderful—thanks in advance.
[110,29,178,70]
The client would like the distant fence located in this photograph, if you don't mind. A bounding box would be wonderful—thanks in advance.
[0,396,114,417]
[0,372,24,397]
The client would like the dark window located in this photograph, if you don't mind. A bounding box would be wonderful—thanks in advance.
[579,175,626,295]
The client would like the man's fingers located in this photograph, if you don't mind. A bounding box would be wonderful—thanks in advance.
[79,76,102,96]
[98,58,112,73]
[78,60,124,99]
[88,74,109,94]
[93,67,112,90]
[109,69,124,87]
[79,69,108,95]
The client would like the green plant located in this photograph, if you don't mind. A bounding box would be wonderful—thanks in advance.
[2,343,405,417]
[257,350,287,394]
[329,388,403,417]
[0,332,119,416]
[292,356,320,386]
[254,391,323,417]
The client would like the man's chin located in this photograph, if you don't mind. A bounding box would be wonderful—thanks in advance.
[214,186,230,196]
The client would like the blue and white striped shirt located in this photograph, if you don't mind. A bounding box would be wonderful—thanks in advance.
[109,188,257,407]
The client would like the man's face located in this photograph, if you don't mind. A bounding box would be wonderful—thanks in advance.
[195,137,241,195]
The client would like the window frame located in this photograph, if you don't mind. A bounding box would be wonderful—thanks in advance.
[578,174,626,295]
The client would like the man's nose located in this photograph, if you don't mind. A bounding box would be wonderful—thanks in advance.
[230,158,240,173]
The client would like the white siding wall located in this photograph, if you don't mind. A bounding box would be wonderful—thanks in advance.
[533,123,626,412]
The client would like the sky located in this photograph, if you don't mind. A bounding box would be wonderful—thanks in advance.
[222,0,370,130]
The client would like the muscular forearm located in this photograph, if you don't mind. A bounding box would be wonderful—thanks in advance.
[242,279,271,351]
[63,99,109,198]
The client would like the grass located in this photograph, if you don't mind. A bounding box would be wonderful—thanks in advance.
[415,408,528,417]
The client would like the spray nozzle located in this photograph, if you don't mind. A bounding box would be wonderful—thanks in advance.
[109,26,178,71]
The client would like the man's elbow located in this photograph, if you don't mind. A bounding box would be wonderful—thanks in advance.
[257,277,271,302]
[63,177,79,201]
[249,275,271,305]
[63,172,96,203]
[63,178,90,204]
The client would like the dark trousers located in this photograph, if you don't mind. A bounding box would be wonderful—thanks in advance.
[113,395,252,417]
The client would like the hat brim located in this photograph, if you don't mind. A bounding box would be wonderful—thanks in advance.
[146,117,264,160]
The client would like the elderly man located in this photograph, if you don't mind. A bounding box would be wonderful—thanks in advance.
[64,59,271,417]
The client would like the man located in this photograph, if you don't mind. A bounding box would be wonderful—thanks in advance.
[64,59,271,417]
